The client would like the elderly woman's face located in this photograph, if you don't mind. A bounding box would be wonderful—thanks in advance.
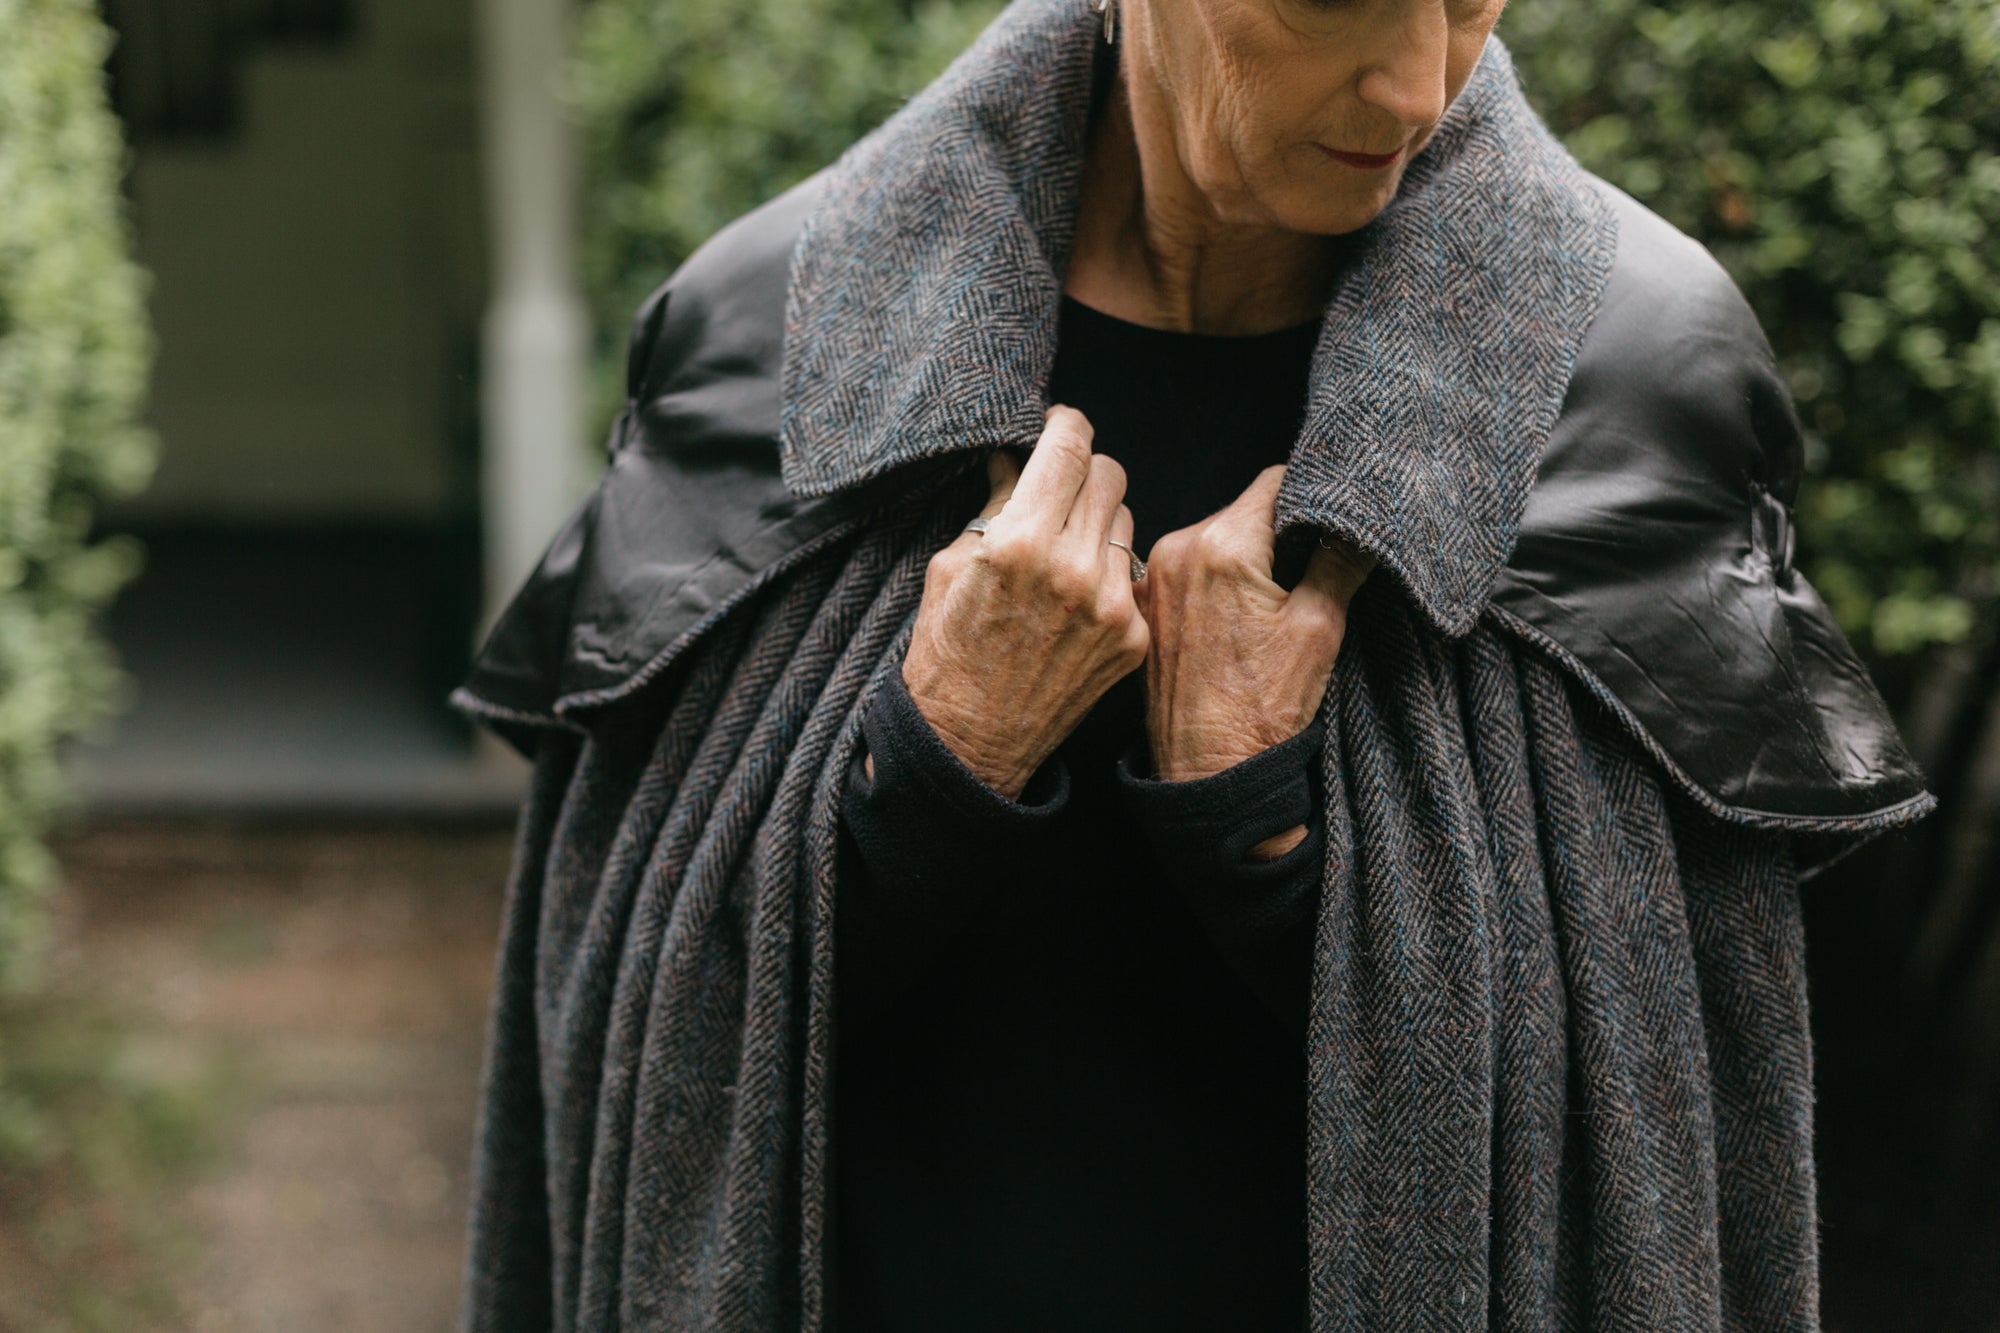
[1133,0,1508,235]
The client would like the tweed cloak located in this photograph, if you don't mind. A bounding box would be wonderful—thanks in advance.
[452,3,1934,1328]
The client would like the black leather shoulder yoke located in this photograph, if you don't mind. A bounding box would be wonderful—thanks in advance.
[456,174,1931,838]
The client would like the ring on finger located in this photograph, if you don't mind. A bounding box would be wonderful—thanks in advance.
[1106,538,1146,583]
[966,515,1143,581]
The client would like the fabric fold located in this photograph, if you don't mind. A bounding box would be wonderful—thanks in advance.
[454,3,1916,1328]
[466,491,1838,1331]
[779,0,1614,640]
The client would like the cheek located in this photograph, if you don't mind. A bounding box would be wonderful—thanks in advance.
[1197,30,1328,177]
[1407,24,1500,156]
[1168,3,1312,178]
[1215,64,1299,163]
[1445,4,1508,99]
[1442,37,1487,103]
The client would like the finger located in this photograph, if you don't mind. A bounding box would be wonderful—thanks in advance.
[1117,506,1161,619]
[1205,464,1287,569]
[1104,502,1137,585]
[1101,503,1147,635]
[945,449,1024,557]
[1290,535,1377,614]
[1218,464,1286,526]
[1060,453,1128,555]
[982,447,1024,518]
[998,405,1095,539]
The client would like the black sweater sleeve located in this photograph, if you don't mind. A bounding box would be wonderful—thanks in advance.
[839,660,1324,1033]
[1114,718,1324,1031]
[836,670,1071,1027]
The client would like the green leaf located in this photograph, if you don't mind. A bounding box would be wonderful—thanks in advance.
[0,0,154,989]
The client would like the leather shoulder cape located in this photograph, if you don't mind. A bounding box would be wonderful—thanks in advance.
[454,16,1930,840]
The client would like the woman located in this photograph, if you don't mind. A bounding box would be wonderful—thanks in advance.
[453,0,1933,1329]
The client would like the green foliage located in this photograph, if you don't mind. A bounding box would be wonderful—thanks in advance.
[0,0,155,987]
[1505,0,2000,656]
[0,996,229,1330]
[569,0,1006,389]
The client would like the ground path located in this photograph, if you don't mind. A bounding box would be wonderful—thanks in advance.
[44,818,515,1332]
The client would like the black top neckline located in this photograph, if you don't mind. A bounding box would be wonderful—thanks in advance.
[1058,294,1321,352]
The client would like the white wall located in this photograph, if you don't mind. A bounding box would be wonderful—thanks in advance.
[113,0,486,524]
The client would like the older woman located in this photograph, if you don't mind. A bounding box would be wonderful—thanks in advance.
[453,1,1932,1329]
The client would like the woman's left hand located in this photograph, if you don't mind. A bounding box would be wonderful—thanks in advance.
[1139,466,1375,851]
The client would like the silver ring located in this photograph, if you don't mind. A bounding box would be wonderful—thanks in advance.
[1107,538,1146,583]
[967,516,1142,581]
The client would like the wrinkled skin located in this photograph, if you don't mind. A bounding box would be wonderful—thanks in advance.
[898,0,1503,855]
[1069,0,1509,332]
[1139,465,1374,787]
[901,408,1150,802]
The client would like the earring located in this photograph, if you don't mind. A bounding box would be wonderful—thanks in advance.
[1095,0,1116,43]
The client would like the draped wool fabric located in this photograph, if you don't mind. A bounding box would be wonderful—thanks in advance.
[466,499,1836,1331]
[455,2,1930,1329]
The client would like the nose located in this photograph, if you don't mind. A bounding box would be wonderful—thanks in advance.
[1353,1,1451,131]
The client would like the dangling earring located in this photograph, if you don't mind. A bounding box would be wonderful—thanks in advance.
[1095,0,1117,43]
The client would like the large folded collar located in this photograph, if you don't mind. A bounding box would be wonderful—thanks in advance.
[780,0,1616,637]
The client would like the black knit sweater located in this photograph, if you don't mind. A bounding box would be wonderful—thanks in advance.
[833,296,1323,1332]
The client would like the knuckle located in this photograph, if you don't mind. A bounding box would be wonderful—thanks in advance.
[1043,557,1097,604]
[1298,603,1347,651]
[1089,581,1133,627]
[1120,619,1152,666]
[1192,523,1243,567]
[1292,598,1333,634]
[979,531,1036,574]
[1091,453,1128,495]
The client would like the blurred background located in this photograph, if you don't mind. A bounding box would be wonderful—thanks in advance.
[0,0,1994,1327]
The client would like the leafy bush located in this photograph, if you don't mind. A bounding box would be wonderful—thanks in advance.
[570,0,1999,658]
[0,0,155,988]
[1506,0,2000,658]
[569,0,1005,392]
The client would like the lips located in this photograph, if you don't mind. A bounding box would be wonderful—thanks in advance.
[1316,144,1403,170]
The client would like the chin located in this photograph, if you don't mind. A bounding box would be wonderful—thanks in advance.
[1271,189,1397,237]
[1261,162,1405,236]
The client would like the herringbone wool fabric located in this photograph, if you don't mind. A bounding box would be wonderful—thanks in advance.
[463,501,1832,1330]
[781,1,1615,637]
[459,2,1921,1329]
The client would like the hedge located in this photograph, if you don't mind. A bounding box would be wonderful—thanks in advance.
[569,0,1007,412]
[1507,0,2000,659]
[570,0,1999,660]
[0,0,155,989]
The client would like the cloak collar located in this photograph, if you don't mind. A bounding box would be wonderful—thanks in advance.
[780,0,1617,637]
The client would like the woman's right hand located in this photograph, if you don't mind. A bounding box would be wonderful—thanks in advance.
[899,405,1150,799]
